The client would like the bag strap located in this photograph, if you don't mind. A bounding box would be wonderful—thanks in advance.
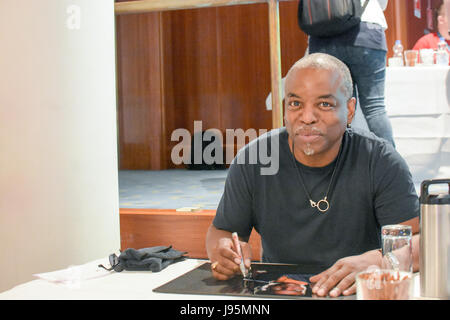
[361,0,370,13]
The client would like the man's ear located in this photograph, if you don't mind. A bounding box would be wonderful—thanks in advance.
[346,97,356,127]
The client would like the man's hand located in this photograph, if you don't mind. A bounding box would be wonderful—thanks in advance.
[206,225,252,280]
[309,249,382,297]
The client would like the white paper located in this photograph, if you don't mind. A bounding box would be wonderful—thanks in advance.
[33,259,113,288]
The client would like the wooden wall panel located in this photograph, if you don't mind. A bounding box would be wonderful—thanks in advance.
[216,4,273,133]
[384,0,401,59]
[116,2,309,169]
[167,8,221,132]
[162,8,221,169]
[116,12,166,169]
[279,1,308,75]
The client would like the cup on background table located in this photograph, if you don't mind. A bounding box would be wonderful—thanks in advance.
[404,50,418,66]
[419,49,435,66]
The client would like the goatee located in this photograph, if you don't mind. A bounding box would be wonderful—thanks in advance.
[303,143,315,156]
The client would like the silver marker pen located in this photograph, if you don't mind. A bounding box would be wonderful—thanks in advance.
[231,232,247,277]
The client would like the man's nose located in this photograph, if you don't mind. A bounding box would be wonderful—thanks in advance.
[298,105,318,124]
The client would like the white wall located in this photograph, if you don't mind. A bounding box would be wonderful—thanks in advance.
[0,0,120,292]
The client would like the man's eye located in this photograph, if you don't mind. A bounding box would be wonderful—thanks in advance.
[288,101,301,108]
[318,101,334,109]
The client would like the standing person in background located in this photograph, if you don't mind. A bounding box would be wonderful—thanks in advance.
[412,0,450,65]
[306,0,395,148]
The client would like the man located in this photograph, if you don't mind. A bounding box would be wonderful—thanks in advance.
[412,0,450,65]
[206,53,419,297]
[307,0,395,147]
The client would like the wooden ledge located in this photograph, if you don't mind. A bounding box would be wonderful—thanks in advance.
[120,208,262,260]
[120,208,216,216]
[115,0,268,15]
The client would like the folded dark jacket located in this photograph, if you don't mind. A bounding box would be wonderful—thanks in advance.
[99,246,187,272]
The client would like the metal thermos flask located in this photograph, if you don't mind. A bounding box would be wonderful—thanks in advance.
[420,179,450,299]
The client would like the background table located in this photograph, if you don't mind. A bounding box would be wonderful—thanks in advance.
[385,66,450,191]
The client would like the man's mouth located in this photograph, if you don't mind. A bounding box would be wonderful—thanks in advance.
[298,134,321,143]
[295,128,322,143]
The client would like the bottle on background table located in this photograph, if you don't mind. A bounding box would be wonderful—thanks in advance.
[389,40,404,67]
[435,38,449,66]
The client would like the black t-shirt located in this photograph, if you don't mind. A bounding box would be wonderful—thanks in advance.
[213,127,419,270]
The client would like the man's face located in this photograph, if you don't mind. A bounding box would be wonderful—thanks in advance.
[284,67,355,166]
[438,10,450,39]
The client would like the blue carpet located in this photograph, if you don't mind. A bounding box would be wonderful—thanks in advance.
[119,169,228,209]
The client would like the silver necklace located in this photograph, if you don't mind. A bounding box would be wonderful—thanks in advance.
[289,139,342,213]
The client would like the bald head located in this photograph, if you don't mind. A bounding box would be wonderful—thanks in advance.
[286,53,353,100]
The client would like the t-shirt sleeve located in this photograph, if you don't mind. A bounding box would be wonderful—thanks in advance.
[212,150,254,238]
[371,143,420,226]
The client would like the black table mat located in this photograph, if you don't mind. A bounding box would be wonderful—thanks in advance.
[153,261,355,300]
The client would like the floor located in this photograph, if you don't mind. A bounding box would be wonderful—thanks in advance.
[119,169,228,209]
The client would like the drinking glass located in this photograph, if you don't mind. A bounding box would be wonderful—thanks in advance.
[404,50,418,66]
[419,49,435,66]
[381,224,412,273]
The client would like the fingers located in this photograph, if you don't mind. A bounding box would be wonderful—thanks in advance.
[219,238,242,265]
[210,260,240,280]
[328,273,357,297]
[241,241,252,268]
[210,237,251,280]
[309,262,340,293]
[311,267,346,297]
[310,263,356,297]
[342,282,356,296]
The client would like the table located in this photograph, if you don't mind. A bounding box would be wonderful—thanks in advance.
[385,66,450,189]
[0,257,426,300]
[0,258,257,300]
